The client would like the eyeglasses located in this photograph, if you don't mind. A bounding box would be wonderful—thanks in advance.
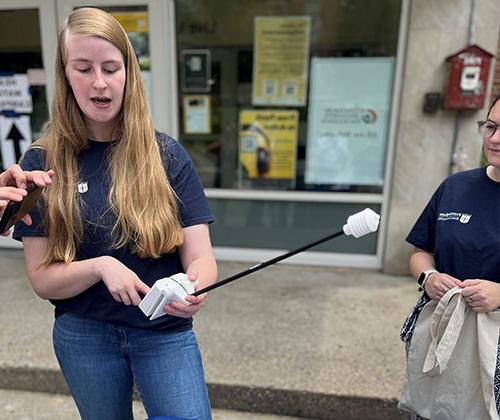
[477,120,500,138]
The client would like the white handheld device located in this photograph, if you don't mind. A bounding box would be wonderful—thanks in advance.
[139,273,195,320]
[139,208,380,320]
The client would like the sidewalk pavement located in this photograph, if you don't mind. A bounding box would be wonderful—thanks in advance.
[0,248,419,420]
[0,389,305,420]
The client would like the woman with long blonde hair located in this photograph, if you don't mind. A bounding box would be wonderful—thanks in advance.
[14,7,216,420]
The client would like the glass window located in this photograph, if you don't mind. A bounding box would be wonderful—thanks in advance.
[175,0,401,194]
[0,9,48,170]
[209,199,380,253]
[100,6,152,108]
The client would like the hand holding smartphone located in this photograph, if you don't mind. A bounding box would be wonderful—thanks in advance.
[0,184,43,234]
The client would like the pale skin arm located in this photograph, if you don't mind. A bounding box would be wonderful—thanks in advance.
[0,164,55,235]
[409,247,461,301]
[164,223,217,318]
[22,237,150,305]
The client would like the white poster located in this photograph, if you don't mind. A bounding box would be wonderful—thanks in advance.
[0,74,33,113]
[183,95,211,134]
[252,16,310,106]
[305,57,394,185]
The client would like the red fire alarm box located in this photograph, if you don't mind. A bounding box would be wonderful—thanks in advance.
[444,44,494,110]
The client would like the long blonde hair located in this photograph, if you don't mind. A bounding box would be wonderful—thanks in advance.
[37,7,182,264]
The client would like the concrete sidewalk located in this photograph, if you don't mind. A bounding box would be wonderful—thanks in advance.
[0,249,418,419]
[0,389,305,420]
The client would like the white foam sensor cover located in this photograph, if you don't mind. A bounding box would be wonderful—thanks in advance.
[343,208,380,238]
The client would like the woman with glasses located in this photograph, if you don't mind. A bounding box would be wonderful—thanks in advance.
[400,95,500,419]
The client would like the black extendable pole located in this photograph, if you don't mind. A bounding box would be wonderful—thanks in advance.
[192,229,344,296]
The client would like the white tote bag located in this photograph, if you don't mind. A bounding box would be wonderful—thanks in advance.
[399,287,500,420]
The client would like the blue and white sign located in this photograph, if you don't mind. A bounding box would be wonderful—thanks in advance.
[305,57,394,186]
[0,74,33,113]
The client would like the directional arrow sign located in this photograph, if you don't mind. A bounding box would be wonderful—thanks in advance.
[6,122,23,162]
[0,114,31,170]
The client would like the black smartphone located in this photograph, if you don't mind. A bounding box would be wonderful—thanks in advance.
[0,184,43,234]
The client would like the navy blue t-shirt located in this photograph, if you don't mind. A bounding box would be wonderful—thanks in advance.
[14,132,214,331]
[406,167,500,283]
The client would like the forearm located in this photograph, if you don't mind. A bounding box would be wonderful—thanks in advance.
[179,224,217,289]
[185,255,217,289]
[409,248,436,279]
[23,236,107,299]
[26,256,106,300]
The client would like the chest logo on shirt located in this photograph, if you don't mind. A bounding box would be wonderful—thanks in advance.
[459,213,472,223]
[77,181,88,194]
[437,212,472,224]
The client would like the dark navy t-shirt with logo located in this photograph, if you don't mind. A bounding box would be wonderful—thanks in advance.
[407,167,500,283]
[14,132,214,331]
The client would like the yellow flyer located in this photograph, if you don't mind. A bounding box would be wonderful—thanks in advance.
[239,110,298,180]
[252,16,311,106]
[111,12,148,33]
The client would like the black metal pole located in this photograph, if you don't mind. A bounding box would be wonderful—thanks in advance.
[192,229,345,296]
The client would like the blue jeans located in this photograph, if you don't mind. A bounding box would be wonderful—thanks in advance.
[53,313,212,420]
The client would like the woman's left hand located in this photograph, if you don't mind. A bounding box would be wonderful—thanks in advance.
[461,279,500,312]
[163,271,208,318]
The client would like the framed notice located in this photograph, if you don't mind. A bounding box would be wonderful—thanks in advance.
[252,16,311,106]
[305,57,394,186]
[183,95,211,134]
[181,50,211,92]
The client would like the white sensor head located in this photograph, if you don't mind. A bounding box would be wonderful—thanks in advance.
[343,208,380,238]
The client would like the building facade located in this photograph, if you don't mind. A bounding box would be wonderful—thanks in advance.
[0,0,498,274]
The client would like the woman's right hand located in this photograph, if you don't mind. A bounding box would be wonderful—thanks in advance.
[0,166,55,234]
[97,256,150,306]
[0,187,28,233]
[424,272,461,301]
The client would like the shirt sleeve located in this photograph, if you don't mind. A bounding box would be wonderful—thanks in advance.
[158,133,214,228]
[405,184,443,253]
[12,147,48,240]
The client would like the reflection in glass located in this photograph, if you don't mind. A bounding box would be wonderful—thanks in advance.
[175,0,401,194]
[0,9,47,170]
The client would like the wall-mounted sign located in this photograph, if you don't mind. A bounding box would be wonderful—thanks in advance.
[305,57,394,186]
[239,110,298,180]
[0,113,31,169]
[181,50,211,92]
[0,74,32,113]
[252,16,310,106]
[111,11,152,108]
[111,12,148,33]
[183,95,211,134]
[111,11,150,72]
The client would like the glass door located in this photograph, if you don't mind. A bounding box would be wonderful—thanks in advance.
[0,0,57,249]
